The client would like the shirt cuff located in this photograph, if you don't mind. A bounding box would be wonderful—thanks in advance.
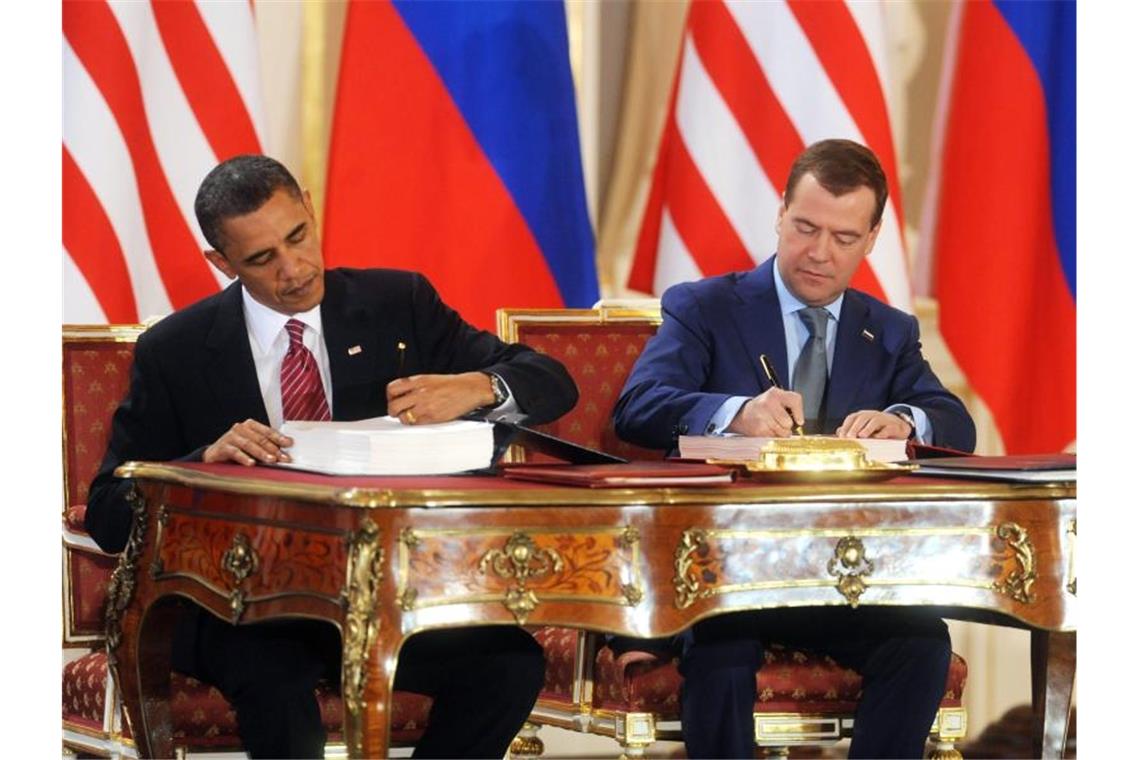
[706,396,751,435]
[885,404,931,444]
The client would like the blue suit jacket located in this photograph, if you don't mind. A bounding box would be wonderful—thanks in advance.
[613,258,976,452]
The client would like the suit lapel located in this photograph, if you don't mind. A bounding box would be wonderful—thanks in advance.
[731,258,789,389]
[204,283,269,424]
[321,271,385,419]
[826,291,875,423]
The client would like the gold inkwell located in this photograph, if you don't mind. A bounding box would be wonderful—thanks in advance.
[710,436,917,483]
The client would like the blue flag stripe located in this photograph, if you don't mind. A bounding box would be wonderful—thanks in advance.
[994,0,1076,299]
[391,0,599,307]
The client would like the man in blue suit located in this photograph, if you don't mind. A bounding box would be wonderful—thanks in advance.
[613,139,975,759]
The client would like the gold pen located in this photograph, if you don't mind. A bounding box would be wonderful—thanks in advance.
[759,354,805,436]
[396,341,407,376]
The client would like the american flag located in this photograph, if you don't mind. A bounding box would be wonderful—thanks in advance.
[63,0,265,324]
[628,0,912,311]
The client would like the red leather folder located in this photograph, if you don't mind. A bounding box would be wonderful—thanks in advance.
[499,461,734,488]
[910,453,1076,483]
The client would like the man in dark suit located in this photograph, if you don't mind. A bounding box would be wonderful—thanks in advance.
[613,139,975,759]
[85,155,579,758]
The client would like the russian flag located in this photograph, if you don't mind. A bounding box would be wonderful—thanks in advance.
[929,0,1075,454]
[323,0,598,331]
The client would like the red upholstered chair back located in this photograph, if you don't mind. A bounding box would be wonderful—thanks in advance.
[62,324,147,645]
[496,306,666,462]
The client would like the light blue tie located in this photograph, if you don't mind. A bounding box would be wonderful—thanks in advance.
[793,307,829,433]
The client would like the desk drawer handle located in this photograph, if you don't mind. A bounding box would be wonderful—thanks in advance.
[827,536,874,607]
[221,533,260,623]
[479,532,564,624]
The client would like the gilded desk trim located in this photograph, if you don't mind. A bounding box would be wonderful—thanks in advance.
[115,461,1076,509]
[673,522,1041,609]
[341,517,384,757]
[1065,519,1077,595]
[105,483,147,669]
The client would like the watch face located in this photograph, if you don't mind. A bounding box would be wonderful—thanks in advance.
[491,374,507,404]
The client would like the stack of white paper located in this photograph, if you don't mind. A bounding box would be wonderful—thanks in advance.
[279,416,495,475]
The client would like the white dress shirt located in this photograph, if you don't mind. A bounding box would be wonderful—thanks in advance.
[240,286,517,429]
[241,288,333,430]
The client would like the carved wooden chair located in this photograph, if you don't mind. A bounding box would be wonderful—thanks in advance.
[497,305,969,760]
[63,324,149,757]
[61,324,431,758]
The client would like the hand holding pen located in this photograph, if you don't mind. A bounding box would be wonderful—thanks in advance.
[759,355,805,436]
[724,354,805,437]
[387,338,503,425]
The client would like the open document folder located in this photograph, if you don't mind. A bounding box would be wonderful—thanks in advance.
[278,416,495,476]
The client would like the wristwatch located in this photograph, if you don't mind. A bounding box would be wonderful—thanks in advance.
[891,409,916,439]
[486,372,509,407]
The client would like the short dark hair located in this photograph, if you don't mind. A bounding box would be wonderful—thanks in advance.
[784,139,888,229]
[194,155,303,252]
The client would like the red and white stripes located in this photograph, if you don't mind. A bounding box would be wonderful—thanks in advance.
[63,0,265,324]
[281,319,331,422]
[630,0,912,312]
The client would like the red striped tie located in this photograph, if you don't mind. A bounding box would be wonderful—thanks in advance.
[280,319,331,422]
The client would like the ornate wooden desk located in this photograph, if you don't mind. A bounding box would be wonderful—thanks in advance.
[105,462,1076,758]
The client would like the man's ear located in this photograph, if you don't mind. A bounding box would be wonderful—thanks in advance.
[204,249,237,280]
[775,196,787,233]
[302,189,316,220]
[862,220,882,256]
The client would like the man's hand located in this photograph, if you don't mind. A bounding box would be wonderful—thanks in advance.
[836,410,912,439]
[387,372,496,425]
[202,419,293,466]
[726,388,804,437]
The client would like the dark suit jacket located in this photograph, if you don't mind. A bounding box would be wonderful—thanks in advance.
[612,257,975,452]
[86,267,578,554]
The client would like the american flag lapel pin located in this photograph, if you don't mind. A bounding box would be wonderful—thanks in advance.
[861,329,875,342]
[347,345,363,356]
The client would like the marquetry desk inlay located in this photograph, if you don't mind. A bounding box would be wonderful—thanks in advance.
[104,462,1076,759]
[396,525,643,623]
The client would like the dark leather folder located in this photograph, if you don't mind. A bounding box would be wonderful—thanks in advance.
[481,413,627,465]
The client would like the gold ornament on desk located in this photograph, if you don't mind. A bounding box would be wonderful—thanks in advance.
[709,436,917,483]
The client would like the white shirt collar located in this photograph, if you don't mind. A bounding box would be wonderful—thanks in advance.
[771,256,844,322]
[240,286,324,352]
